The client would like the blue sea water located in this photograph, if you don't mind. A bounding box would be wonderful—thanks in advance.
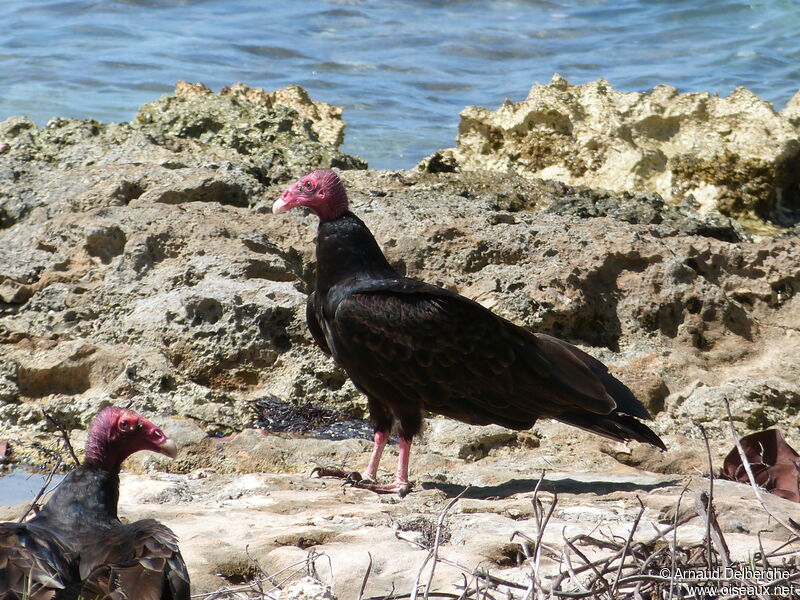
[0,0,799,169]
[0,469,63,508]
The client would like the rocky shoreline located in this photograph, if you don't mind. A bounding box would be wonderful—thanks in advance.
[0,80,798,596]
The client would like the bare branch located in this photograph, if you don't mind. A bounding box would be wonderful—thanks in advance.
[42,410,80,466]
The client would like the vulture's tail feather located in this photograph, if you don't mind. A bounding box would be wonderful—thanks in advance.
[556,411,667,451]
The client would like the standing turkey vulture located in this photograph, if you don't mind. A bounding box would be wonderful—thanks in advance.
[0,407,190,600]
[274,170,666,496]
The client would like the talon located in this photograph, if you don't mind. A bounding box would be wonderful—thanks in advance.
[343,474,373,488]
[351,479,413,496]
[311,466,347,478]
[308,465,409,495]
[310,466,362,480]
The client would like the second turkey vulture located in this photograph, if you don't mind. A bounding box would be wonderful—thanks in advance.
[274,170,666,496]
[0,406,190,600]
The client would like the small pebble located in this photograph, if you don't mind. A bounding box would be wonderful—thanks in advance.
[0,143,10,154]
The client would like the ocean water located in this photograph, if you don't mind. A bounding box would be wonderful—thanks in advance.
[0,0,798,169]
[0,469,63,508]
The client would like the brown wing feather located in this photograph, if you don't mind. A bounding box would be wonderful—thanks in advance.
[329,284,617,432]
[306,291,332,356]
[78,519,190,600]
[0,523,71,600]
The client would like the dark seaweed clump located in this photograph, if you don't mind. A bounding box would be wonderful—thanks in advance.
[253,395,373,441]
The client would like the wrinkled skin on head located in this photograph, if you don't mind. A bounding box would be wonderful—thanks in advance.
[85,407,177,471]
[273,169,349,222]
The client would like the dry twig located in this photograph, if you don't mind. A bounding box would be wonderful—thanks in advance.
[41,410,80,466]
[17,459,62,522]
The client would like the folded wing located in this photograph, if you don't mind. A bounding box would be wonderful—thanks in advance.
[78,519,190,600]
[0,522,72,600]
[326,278,651,436]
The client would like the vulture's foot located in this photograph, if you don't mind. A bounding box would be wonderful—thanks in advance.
[310,466,362,481]
[345,478,412,498]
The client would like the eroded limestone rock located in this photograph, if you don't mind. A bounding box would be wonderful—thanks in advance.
[420,75,800,228]
[0,81,365,230]
[0,86,798,467]
[0,83,367,455]
[669,377,800,435]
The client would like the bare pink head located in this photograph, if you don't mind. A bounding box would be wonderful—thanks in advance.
[273,169,349,222]
[84,407,178,471]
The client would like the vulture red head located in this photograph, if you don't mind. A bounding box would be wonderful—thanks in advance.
[273,169,348,222]
[84,407,177,471]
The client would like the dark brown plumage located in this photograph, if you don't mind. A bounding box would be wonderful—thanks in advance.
[0,407,189,600]
[275,170,666,495]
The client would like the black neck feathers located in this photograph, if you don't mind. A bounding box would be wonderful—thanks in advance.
[33,467,120,540]
[315,211,397,295]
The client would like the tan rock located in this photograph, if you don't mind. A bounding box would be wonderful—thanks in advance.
[279,576,336,600]
[5,455,790,598]
[419,419,520,461]
[221,82,346,147]
[420,75,800,227]
[1,83,798,600]
[0,89,798,473]
[668,377,800,435]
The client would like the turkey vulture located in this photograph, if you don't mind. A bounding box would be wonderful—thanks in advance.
[0,407,190,599]
[274,170,666,496]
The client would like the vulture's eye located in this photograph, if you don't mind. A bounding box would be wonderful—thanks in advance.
[119,417,138,432]
[304,180,314,191]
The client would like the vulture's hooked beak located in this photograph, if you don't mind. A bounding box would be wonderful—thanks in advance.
[273,188,298,214]
[272,196,290,213]
[156,438,178,459]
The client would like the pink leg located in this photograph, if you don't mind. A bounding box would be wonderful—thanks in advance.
[363,430,389,481]
[312,435,413,497]
[394,437,411,486]
[352,436,412,497]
